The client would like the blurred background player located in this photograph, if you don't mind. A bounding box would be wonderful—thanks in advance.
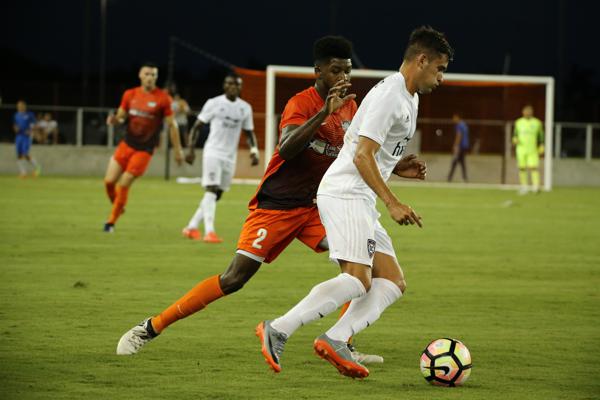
[513,104,544,194]
[13,100,41,178]
[446,112,469,182]
[181,72,259,243]
[103,62,184,232]
[117,36,381,364]
[257,26,450,378]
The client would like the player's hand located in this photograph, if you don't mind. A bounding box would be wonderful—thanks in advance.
[538,144,545,157]
[393,154,427,180]
[185,151,195,165]
[387,200,422,227]
[106,113,118,126]
[324,80,356,115]
[174,149,184,166]
[106,112,124,126]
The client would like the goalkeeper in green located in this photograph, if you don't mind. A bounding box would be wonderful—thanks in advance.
[513,104,544,193]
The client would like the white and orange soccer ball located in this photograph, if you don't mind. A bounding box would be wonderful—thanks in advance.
[420,338,472,387]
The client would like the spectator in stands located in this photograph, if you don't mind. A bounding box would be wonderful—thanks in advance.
[32,112,45,144]
[447,112,469,182]
[13,100,41,177]
[172,93,191,146]
[37,112,59,144]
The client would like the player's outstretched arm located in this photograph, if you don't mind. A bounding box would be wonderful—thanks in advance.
[243,130,260,166]
[354,136,422,227]
[106,107,127,126]
[166,115,184,165]
[279,80,355,160]
[393,154,427,180]
[185,119,205,164]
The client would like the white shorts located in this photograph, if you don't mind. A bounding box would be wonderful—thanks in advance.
[202,155,235,191]
[317,195,397,267]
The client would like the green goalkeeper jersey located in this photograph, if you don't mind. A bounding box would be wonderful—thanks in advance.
[514,117,543,152]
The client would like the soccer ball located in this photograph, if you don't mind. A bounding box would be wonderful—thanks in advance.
[420,338,472,387]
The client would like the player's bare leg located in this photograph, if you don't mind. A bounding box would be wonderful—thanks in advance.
[104,169,136,232]
[104,157,123,204]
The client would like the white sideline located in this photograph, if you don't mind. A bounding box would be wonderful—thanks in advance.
[177,176,525,191]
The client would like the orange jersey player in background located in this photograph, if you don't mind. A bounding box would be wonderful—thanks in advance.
[116,36,383,364]
[103,62,184,232]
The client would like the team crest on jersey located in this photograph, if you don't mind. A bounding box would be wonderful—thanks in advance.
[147,101,157,107]
[342,120,351,131]
[367,239,376,258]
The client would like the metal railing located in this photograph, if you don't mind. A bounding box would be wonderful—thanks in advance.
[2,104,599,160]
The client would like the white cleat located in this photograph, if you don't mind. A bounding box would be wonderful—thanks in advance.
[116,318,158,355]
[348,343,384,364]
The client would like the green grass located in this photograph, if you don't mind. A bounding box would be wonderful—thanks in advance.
[1,176,599,399]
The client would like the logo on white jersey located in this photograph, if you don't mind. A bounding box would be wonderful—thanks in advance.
[367,239,376,258]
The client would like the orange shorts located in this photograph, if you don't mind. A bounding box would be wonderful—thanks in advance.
[113,141,152,177]
[237,206,326,264]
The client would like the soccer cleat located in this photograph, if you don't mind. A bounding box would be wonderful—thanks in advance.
[103,222,115,233]
[348,342,384,364]
[255,320,288,373]
[203,231,223,243]
[32,165,41,177]
[182,227,202,240]
[314,334,369,378]
[116,318,159,355]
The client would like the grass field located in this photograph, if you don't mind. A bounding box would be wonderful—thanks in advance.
[1,176,599,399]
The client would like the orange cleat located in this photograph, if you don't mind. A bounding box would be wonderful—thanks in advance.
[203,231,223,243]
[314,334,369,378]
[182,227,202,240]
[255,321,287,373]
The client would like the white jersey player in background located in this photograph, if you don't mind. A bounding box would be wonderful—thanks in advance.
[183,72,259,243]
[257,26,453,378]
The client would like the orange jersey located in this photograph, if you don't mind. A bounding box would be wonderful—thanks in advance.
[249,86,357,210]
[119,87,173,152]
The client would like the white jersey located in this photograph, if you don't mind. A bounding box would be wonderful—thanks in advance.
[198,94,254,162]
[318,72,419,204]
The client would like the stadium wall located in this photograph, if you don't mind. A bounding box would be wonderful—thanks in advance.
[1,144,598,186]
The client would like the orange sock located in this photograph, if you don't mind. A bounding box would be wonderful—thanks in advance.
[151,274,225,333]
[105,181,116,203]
[108,185,129,224]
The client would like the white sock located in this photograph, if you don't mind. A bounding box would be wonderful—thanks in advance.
[271,273,366,337]
[17,160,27,175]
[29,158,39,168]
[187,200,204,230]
[202,192,218,233]
[326,278,402,342]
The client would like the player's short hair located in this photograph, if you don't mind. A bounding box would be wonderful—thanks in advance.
[403,26,454,62]
[140,61,158,70]
[224,71,242,84]
[313,36,353,64]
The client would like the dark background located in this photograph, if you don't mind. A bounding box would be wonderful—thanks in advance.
[1,0,599,123]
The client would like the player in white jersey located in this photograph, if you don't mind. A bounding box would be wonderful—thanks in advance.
[182,72,259,243]
[258,26,453,378]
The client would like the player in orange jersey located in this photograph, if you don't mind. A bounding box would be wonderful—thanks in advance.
[116,37,418,364]
[103,62,184,232]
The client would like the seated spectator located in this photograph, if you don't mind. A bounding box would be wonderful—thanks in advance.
[37,112,59,144]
